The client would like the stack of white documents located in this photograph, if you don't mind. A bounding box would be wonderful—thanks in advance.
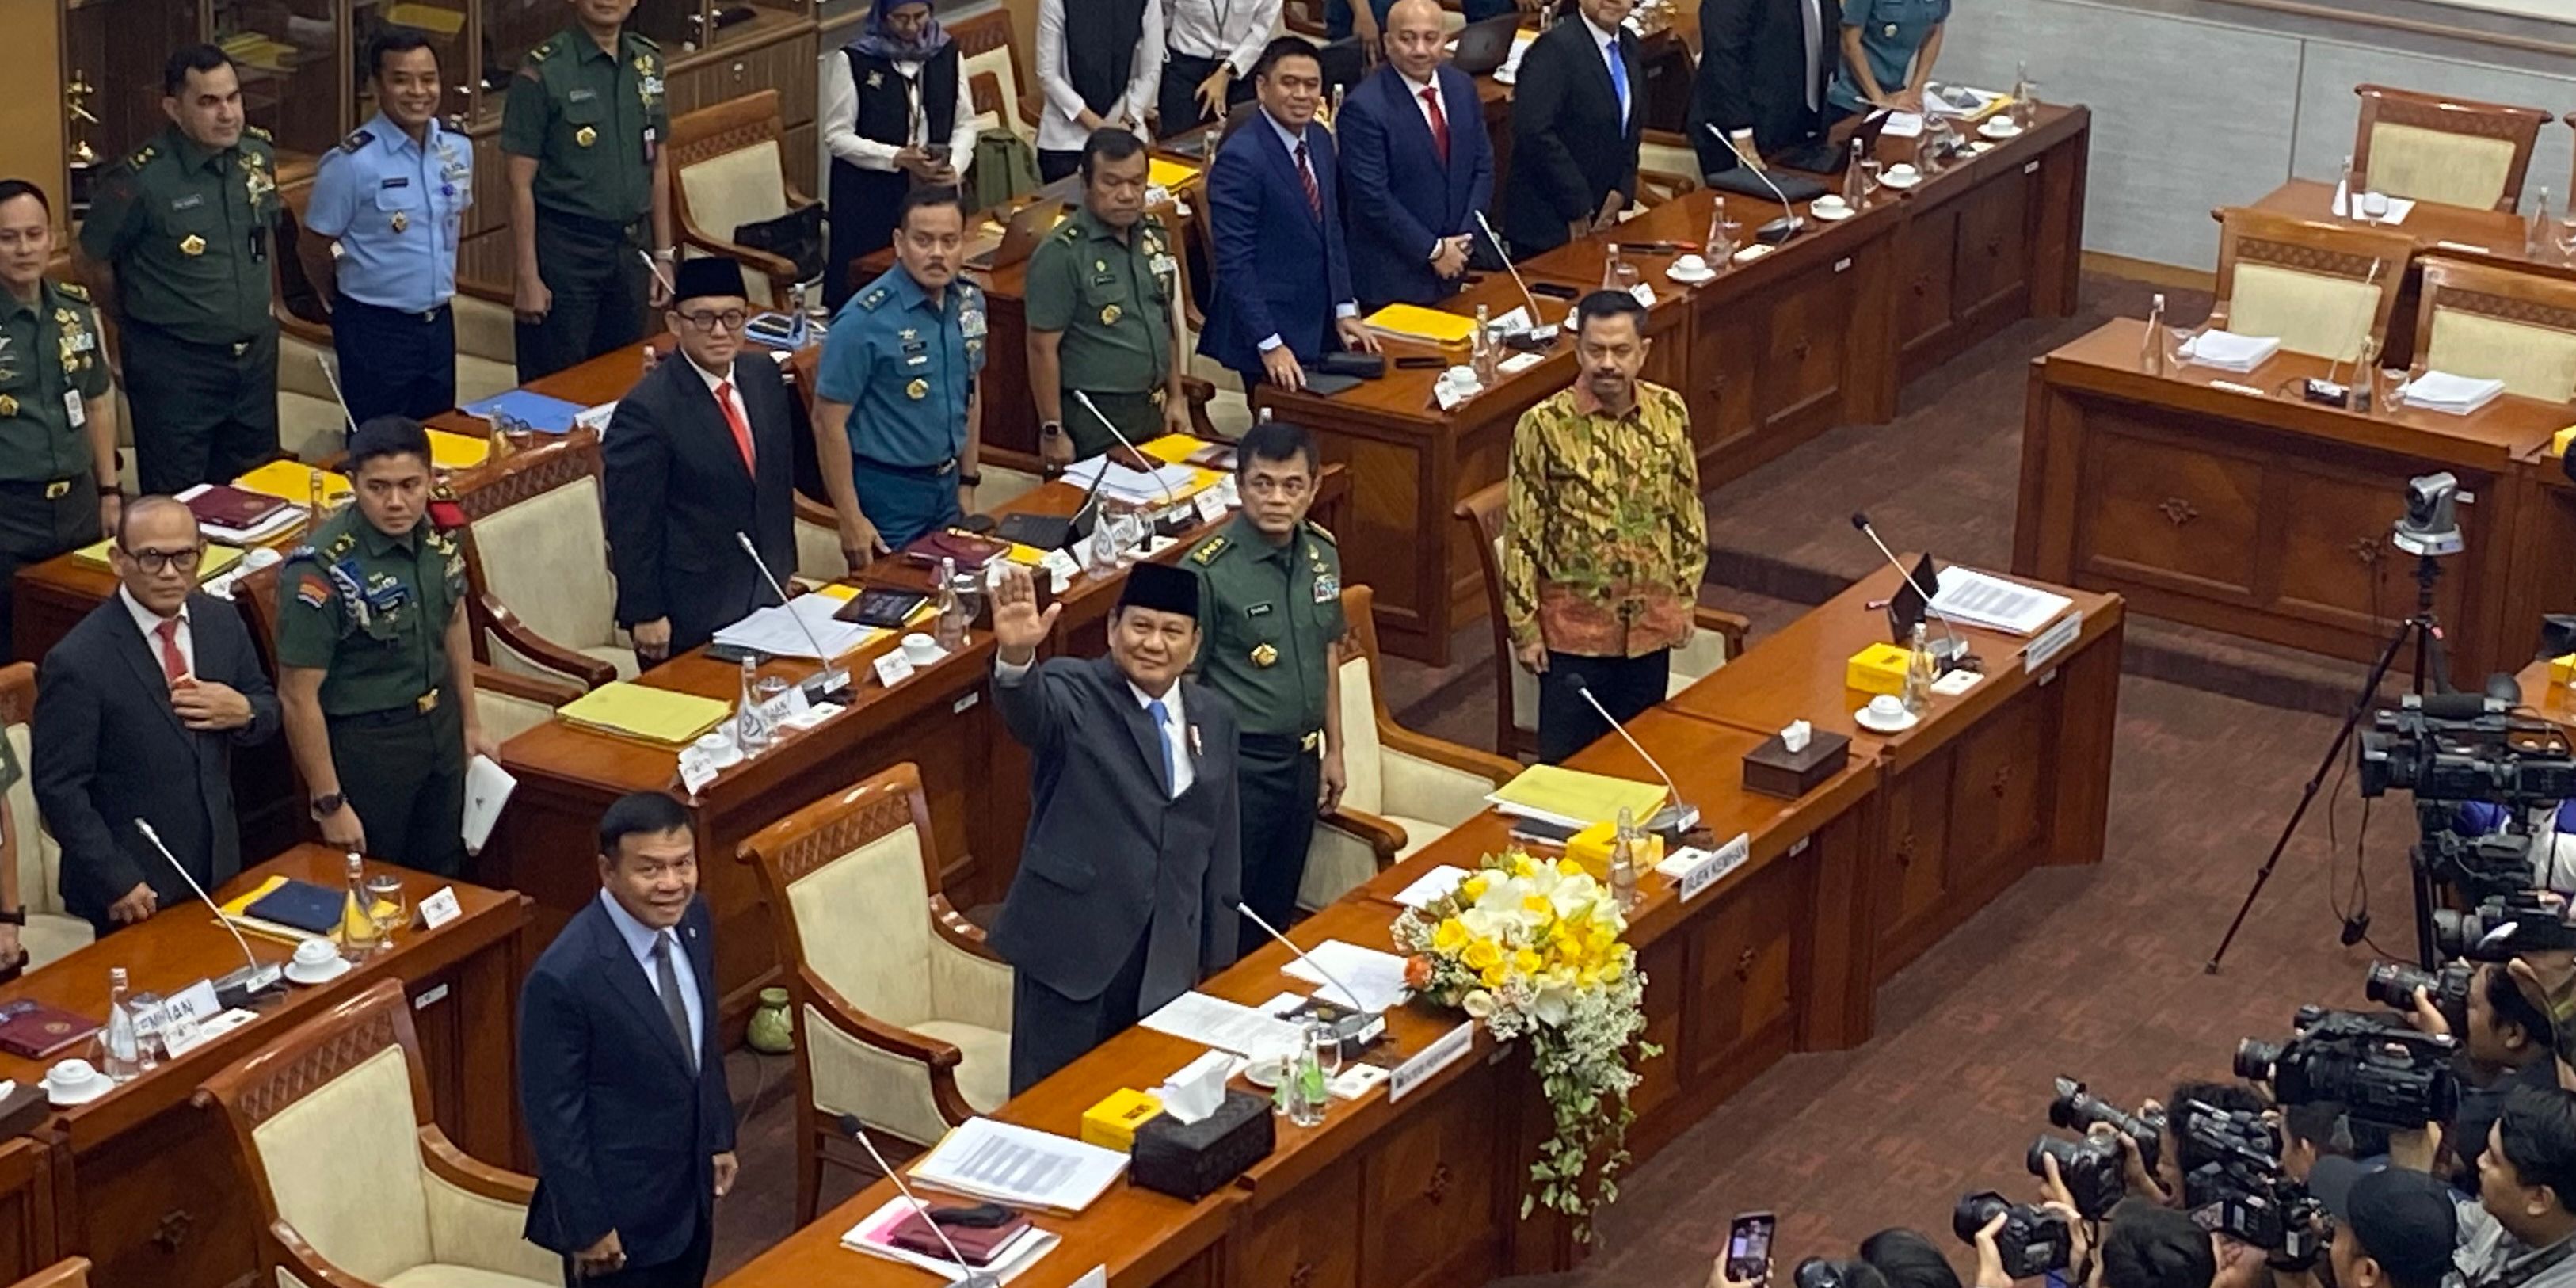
[2399,371,2506,416]
[2178,331,2282,372]
[909,1118,1128,1212]
[1930,567,2074,637]
[711,595,875,660]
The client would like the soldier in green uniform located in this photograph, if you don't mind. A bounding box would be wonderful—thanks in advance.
[74,46,280,496]
[276,417,494,877]
[501,0,674,383]
[1027,128,1191,465]
[1187,419,1345,943]
[0,180,122,661]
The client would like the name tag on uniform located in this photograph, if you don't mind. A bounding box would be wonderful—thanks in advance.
[570,88,598,102]
[1313,573,1339,603]
[1151,253,1177,276]
[170,193,205,211]
[381,176,410,189]
[67,332,93,353]
[906,353,928,366]
[642,75,665,96]
[960,309,987,339]
[63,391,83,429]
[1246,602,1274,617]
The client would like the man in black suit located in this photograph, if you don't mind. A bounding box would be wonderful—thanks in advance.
[604,257,798,662]
[32,496,279,939]
[1690,0,1841,177]
[1504,0,1646,257]
[986,559,1242,1092]
[518,791,736,1287]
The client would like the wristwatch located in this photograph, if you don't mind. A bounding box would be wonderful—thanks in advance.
[0,907,26,928]
[311,792,346,819]
[959,471,983,487]
[1040,421,1064,439]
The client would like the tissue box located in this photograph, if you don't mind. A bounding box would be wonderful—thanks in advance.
[2553,425,2575,458]
[2553,652,2576,687]
[1080,1088,1164,1151]
[1743,729,1853,798]
[1846,643,1911,697]
[1564,821,1665,877]
[1130,1088,1275,1201]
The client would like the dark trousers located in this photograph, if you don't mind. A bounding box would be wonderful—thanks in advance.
[1536,648,1670,764]
[120,322,280,495]
[826,162,909,312]
[560,1205,711,1288]
[1156,52,1254,139]
[518,210,650,384]
[326,698,467,877]
[1038,148,1083,184]
[1009,924,1152,1094]
[1063,387,1164,460]
[0,476,101,662]
[333,298,457,425]
[852,456,963,551]
[1237,734,1321,947]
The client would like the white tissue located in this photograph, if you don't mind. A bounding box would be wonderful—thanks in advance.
[1157,1050,1234,1124]
[1781,720,1812,754]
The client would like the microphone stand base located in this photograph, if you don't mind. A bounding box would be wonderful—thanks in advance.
[799,669,854,705]
[215,962,286,1010]
[1648,804,1701,838]
[1755,216,1803,245]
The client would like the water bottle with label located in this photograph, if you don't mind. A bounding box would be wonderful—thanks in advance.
[2531,188,2554,258]
[1903,621,1937,716]
[1470,304,1499,385]
[933,556,968,650]
[340,850,385,959]
[1608,806,1640,912]
[2140,293,2166,375]
[103,967,140,1083]
[1286,1018,1332,1126]
[734,654,774,753]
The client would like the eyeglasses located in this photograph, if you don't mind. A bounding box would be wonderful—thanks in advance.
[121,545,204,574]
[677,308,749,332]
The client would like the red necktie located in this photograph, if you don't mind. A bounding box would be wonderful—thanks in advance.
[154,617,187,683]
[1294,141,1321,219]
[714,379,755,472]
[1421,86,1450,164]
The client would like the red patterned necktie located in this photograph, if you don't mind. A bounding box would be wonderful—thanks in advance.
[1294,140,1321,218]
[1422,86,1450,163]
[154,617,186,683]
[714,379,755,472]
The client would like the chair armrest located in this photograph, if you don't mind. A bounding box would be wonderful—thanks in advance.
[1301,814,1397,910]
[929,893,1008,964]
[675,225,803,295]
[1379,723,1522,787]
[795,493,840,528]
[270,1221,381,1288]
[1642,128,1695,151]
[1320,804,1406,859]
[1179,375,1218,437]
[417,1125,539,1205]
[806,966,964,1070]
[926,924,1014,1034]
[1693,605,1751,659]
[275,305,333,349]
[474,594,619,688]
[472,662,591,704]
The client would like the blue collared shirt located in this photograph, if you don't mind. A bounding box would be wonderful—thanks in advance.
[307,112,472,313]
[596,888,704,1057]
[816,264,987,467]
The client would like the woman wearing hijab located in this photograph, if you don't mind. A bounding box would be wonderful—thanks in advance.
[821,0,978,310]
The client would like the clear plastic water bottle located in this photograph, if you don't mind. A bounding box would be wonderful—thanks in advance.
[933,556,968,651]
[734,654,773,753]
[2530,188,2554,257]
[1469,304,1499,386]
[339,851,384,960]
[1843,137,1867,208]
[104,967,140,1083]
[1286,1019,1332,1126]
[2140,293,2166,374]
[1903,620,1938,716]
[1608,806,1640,912]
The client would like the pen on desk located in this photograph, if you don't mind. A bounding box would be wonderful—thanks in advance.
[1618,242,1687,255]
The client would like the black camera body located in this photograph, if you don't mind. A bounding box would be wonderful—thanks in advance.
[2027,1134,2126,1218]
[2048,1077,2164,1172]
[2358,701,2576,805]
[1955,1192,2072,1278]
[2191,1176,2323,1271]
[2433,891,2567,960]
[2415,826,2542,903]
[2235,1008,2460,1128]
[2364,959,2473,1028]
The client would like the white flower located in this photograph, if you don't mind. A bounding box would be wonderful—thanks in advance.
[1463,989,1496,1018]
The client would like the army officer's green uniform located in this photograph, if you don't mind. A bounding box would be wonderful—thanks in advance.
[276,506,470,876]
[77,124,281,495]
[1024,208,1179,459]
[1188,513,1344,940]
[501,26,668,383]
[0,279,112,661]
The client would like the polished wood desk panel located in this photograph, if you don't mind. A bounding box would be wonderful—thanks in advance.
[0,1137,63,1286]
[1663,565,2124,981]
[13,847,526,1288]
[2015,319,2564,688]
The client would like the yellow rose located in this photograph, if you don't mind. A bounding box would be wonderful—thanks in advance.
[1463,938,1501,970]
[1480,962,1510,989]
[1433,917,1469,952]
[1512,948,1544,976]
[1557,858,1584,877]
[1460,875,1488,902]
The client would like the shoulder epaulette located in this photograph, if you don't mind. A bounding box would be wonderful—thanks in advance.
[1308,522,1335,545]
[118,146,156,171]
[54,282,89,303]
[526,37,555,63]
[340,128,374,154]
[244,124,273,143]
[1050,221,1080,244]
[858,286,890,311]
[629,31,660,50]
[1190,535,1229,566]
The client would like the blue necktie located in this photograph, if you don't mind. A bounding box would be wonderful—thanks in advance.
[1146,699,1177,795]
[1606,39,1629,128]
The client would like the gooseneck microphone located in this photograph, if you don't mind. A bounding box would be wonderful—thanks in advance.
[1237,901,1386,1047]
[1849,511,1969,666]
[1569,678,1700,835]
[734,531,852,699]
[1706,125,1805,244]
[1073,391,1180,510]
[1471,210,1553,341]
[836,1114,1001,1288]
[135,818,283,996]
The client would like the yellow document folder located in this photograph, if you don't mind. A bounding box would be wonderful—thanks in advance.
[426,429,492,471]
[1363,303,1478,346]
[1486,764,1669,829]
[235,460,352,505]
[1148,158,1202,190]
[556,682,734,747]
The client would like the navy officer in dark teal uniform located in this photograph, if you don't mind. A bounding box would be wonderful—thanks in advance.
[812,186,986,568]
[307,29,474,424]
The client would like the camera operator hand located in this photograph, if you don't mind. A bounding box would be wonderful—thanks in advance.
[1710,1257,1771,1288]
[2105,1103,2173,1205]
[2385,1118,2443,1173]
[2211,1236,2270,1288]
[2405,984,2453,1038]
[2037,1153,2096,1275]
[1972,1210,2015,1288]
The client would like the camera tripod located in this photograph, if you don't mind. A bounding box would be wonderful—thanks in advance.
[2206,549,2452,973]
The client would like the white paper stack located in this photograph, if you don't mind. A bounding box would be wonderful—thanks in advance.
[840,1196,1061,1284]
[711,595,878,661]
[2399,370,2507,416]
[2178,330,2283,372]
[1280,940,1411,1012]
[909,1118,1129,1213]
[1930,566,2075,637]
[1061,457,1204,508]
[1141,991,1305,1059]
[1923,83,2002,117]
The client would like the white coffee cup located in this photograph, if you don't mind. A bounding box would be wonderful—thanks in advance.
[2360,191,2391,219]
[1887,164,1919,181]
[240,547,284,572]
[1812,194,1848,213]
[43,1059,101,1098]
[1865,694,1908,721]
[1671,253,1709,276]
[292,938,339,970]
[901,632,942,665]
[695,730,741,768]
[1442,365,1479,389]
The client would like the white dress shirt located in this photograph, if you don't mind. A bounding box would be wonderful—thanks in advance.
[684,354,750,437]
[1579,11,1630,131]
[1252,111,1359,354]
[1035,0,1166,152]
[120,585,195,679]
[1163,0,1281,77]
[599,889,705,1057]
[820,51,981,175]
[991,656,1195,798]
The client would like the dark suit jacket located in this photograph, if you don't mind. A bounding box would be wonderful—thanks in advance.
[518,894,735,1267]
[1339,64,1496,311]
[1690,0,1842,172]
[1198,113,1357,381]
[987,655,1241,1008]
[1504,18,1646,257]
[602,354,799,654]
[31,593,280,927]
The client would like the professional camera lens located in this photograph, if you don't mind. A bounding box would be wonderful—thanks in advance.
[2048,1077,2164,1171]
[2234,1038,2283,1082]
[1954,1191,2072,1278]
[2027,1134,2125,1218]
[2364,960,2471,1025]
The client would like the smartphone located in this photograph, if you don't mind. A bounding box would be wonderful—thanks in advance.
[704,642,766,665]
[1394,355,1445,370]
[1727,1212,1778,1282]
[1530,281,1581,300]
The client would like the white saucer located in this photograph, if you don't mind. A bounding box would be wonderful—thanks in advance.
[1666,265,1718,284]
[1877,171,1922,190]
[44,1073,112,1107]
[1854,705,1921,734]
[1980,118,2023,140]
[1809,201,1857,223]
[285,956,354,986]
[1244,1057,1286,1089]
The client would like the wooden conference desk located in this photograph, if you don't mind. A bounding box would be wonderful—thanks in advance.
[1257,104,2090,664]
[2247,179,2576,364]
[7,847,527,1288]
[2014,318,2568,688]
[717,567,2123,1288]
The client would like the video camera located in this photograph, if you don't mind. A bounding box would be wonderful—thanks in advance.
[2415,821,2543,903]
[2432,891,2568,961]
[1954,1192,2072,1279]
[2048,1077,2164,1172]
[2026,1135,2125,1219]
[2357,694,2576,806]
[2235,1007,2459,1128]
[2166,1099,2323,1271]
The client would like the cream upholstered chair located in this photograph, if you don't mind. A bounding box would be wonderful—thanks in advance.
[2208,208,2416,366]
[1454,482,1748,760]
[2414,256,2576,402]
[1304,588,1524,909]
[2353,84,2549,215]
[452,431,630,686]
[950,10,1039,147]
[669,90,819,311]
[741,763,1011,1224]
[192,980,557,1288]
[0,664,92,970]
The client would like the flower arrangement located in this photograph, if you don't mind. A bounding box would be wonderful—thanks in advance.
[1391,849,1656,1237]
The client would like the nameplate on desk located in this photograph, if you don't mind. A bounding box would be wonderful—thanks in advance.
[1389,1019,1475,1104]
[1498,352,1543,376]
[1194,489,1229,525]
[1629,284,1656,309]
[1834,257,1852,273]
[677,747,719,795]
[1072,1267,1109,1288]
[1665,832,1750,902]
[2209,380,2265,398]
[139,979,223,1036]
[1038,547,1081,593]
[2022,609,2083,676]
[872,651,918,688]
[418,886,463,931]
[161,1007,257,1058]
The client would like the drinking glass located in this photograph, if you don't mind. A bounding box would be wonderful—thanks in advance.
[364,873,408,937]
[2555,215,2576,263]
[2014,82,2041,130]
[1605,257,1643,294]
[2380,368,2410,410]
[1858,158,1883,206]
[754,675,792,722]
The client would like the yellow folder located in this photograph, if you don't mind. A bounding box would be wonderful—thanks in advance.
[1363,303,1478,346]
[426,429,492,471]
[1486,764,1669,829]
[1148,158,1202,191]
[556,682,734,747]
[234,460,352,505]
[72,539,245,582]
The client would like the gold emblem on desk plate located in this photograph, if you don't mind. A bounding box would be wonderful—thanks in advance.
[1100,303,1120,326]
[575,125,597,147]
[905,377,928,400]
[1250,642,1278,668]
[391,211,410,233]
[179,234,206,256]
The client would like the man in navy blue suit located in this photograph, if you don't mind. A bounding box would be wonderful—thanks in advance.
[1199,36,1381,392]
[518,791,737,1287]
[1338,0,1495,311]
